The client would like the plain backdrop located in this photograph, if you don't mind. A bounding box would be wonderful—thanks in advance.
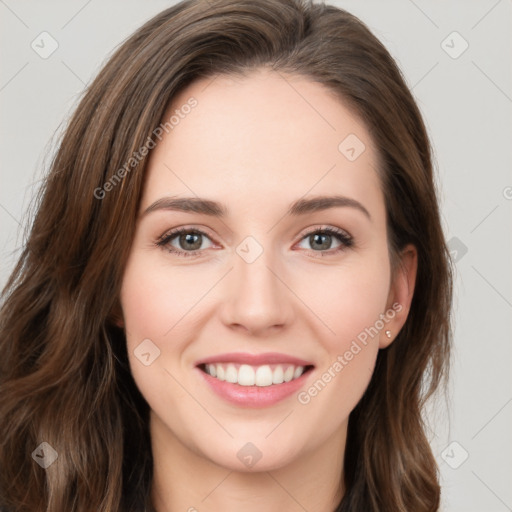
[1,1,511,511]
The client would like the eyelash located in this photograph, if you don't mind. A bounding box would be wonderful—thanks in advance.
[155,226,354,259]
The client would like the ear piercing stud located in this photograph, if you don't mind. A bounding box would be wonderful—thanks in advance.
[385,330,391,338]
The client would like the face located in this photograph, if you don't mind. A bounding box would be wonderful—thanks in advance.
[119,68,415,473]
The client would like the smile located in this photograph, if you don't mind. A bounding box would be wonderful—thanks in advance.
[194,352,315,407]
[199,363,314,387]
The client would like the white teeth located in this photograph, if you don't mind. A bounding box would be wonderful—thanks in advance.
[225,364,237,383]
[216,365,225,381]
[293,366,304,379]
[203,363,307,386]
[255,365,273,387]
[283,366,295,382]
[238,364,255,386]
[272,365,284,384]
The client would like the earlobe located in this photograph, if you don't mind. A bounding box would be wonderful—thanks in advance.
[114,317,125,329]
[380,244,418,349]
[108,299,125,329]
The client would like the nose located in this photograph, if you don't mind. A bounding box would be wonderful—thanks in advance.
[219,243,294,336]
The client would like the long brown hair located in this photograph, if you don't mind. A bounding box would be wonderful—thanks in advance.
[0,1,453,510]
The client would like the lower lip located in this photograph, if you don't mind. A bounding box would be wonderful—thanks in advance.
[195,367,313,408]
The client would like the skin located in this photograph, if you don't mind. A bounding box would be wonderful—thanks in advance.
[119,68,417,512]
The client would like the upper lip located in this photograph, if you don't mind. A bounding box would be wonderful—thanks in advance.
[195,352,314,367]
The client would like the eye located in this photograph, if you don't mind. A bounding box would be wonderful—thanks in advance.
[156,227,214,258]
[156,225,354,259]
[296,226,353,256]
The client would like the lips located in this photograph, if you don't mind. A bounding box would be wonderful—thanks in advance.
[194,353,315,407]
[195,352,314,367]
[194,352,315,397]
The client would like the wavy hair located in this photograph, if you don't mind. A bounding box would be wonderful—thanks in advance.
[0,1,453,510]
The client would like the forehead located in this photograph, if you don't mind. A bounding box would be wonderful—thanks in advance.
[142,69,383,221]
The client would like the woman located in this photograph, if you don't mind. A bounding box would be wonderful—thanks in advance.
[0,0,453,510]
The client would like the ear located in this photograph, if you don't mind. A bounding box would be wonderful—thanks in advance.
[107,298,125,329]
[379,243,418,349]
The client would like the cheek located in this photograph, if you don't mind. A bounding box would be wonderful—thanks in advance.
[300,257,390,349]
[119,253,222,395]
[297,259,389,408]
[297,270,387,423]
[120,254,210,343]
[119,256,197,412]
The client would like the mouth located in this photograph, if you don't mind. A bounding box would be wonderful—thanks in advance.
[197,362,315,387]
[194,352,316,407]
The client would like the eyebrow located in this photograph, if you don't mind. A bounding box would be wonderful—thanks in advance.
[142,194,371,220]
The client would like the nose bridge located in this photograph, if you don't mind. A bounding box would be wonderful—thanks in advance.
[221,234,292,333]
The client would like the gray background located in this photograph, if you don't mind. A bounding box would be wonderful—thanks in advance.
[1,1,511,511]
